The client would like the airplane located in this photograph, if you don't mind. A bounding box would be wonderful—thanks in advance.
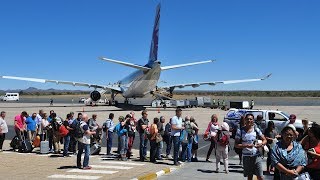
[0,3,271,105]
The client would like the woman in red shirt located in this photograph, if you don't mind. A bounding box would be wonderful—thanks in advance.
[305,123,320,180]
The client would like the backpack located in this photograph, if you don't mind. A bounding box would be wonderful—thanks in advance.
[73,120,83,138]
[185,121,193,135]
[217,130,229,146]
[52,118,61,132]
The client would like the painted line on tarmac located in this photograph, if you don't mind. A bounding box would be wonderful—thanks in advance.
[67,169,118,174]
[100,161,145,166]
[198,143,211,150]
[131,167,178,180]
[90,165,133,170]
[48,174,102,179]
[100,157,116,160]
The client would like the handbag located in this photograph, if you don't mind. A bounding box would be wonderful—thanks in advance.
[156,133,163,143]
[297,172,311,180]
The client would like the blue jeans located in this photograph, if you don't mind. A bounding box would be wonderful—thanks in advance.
[181,137,193,162]
[63,135,70,156]
[139,133,148,160]
[156,140,164,159]
[107,131,113,155]
[172,136,181,164]
[77,142,90,168]
[120,135,128,155]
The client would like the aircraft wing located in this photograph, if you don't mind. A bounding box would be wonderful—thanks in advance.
[0,75,123,92]
[161,74,272,90]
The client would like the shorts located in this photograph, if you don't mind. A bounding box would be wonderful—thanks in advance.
[243,155,263,177]
[192,143,198,150]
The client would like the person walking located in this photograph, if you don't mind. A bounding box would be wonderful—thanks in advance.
[77,114,96,170]
[205,114,220,162]
[215,122,230,174]
[0,111,8,152]
[171,108,184,166]
[235,114,267,180]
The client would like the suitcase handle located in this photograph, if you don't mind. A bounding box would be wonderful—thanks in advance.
[20,131,27,141]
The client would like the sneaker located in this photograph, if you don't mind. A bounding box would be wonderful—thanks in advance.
[206,159,212,162]
[174,162,181,166]
[83,166,92,170]
[216,169,219,173]
[0,149,3,152]
[225,170,229,174]
[63,155,71,158]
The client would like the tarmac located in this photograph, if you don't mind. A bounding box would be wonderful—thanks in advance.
[0,102,319,179]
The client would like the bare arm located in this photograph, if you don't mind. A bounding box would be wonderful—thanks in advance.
[85,130,96,135]
[235,138,254,149]
[171,124,184,130]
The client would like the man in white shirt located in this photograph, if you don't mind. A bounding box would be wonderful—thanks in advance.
[171,108,184,165]
[0,111,8,152]
[76,114,96,170]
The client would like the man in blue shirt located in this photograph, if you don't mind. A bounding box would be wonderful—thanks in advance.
[103,113,115,155]
[171,108,184,166]
[25,113,37,141]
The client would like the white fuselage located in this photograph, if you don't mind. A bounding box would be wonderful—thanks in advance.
[119,63,161,98]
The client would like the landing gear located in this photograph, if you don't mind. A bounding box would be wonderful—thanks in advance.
[110,91,118,106]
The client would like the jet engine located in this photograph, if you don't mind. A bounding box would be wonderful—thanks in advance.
[90,90,101,101]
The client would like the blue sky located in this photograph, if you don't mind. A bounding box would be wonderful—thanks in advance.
[0,0,319,91]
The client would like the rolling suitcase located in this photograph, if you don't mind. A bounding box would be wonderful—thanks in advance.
[40,132,50,154]
[90,143,101,155]
[19,132,33,153]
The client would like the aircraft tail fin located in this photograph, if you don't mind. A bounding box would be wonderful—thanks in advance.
[148,3,161,65]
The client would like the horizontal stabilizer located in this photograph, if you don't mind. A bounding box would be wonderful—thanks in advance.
[99,57,151,71]
[161,60,215,71]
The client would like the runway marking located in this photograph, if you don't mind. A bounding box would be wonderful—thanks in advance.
[100,161,145,166]
[48,174,102,179]
[2,151,14,154]
[198,143,211,150]
[90,165,133,170]
[67,169,118,174]
[100,157,116,160]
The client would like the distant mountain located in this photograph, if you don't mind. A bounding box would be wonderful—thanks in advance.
[0,87,89,94]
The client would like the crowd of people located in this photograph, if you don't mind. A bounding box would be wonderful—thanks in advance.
[0,108,320,179]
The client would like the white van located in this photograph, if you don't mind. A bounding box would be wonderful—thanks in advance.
[3,93,19,101]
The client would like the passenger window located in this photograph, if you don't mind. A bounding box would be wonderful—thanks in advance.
[269,112,286,121]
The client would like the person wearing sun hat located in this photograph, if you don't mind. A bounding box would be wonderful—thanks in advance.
[271,124,307,179]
